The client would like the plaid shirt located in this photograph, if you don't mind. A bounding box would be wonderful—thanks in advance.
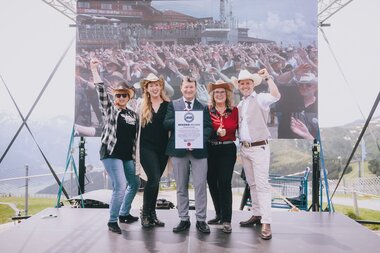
[96,83,137,158]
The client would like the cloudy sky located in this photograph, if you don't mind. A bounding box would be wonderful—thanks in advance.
[0,0,379,128]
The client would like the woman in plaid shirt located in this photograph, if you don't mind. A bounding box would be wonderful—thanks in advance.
[90,59,140,234]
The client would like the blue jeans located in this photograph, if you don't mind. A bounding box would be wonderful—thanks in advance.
[102,159,139,223]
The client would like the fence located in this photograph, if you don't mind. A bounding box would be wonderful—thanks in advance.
[327,176,380,196]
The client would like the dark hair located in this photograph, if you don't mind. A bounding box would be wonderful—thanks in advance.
[282,64,293,72]
[181,76,197,87]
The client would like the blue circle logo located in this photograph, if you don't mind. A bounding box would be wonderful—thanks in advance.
[184,112,194,123]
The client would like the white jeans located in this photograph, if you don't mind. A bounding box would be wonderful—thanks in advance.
[240,144,272,224]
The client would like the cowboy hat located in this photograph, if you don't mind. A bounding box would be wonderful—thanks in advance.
[106,58,121,69]
[237,69,263,86]
[112,82,135,98]
[207,79,233,93]
[297,73,317,85]
[140,73,164,89]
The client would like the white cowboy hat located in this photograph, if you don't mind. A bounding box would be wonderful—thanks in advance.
[297,73,318,85]
[237,69,263,86]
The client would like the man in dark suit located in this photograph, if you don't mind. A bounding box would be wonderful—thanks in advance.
[164,76,212,233]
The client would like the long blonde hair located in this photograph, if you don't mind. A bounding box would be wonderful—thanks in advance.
[140,82,169,127]
[209,89,234,109]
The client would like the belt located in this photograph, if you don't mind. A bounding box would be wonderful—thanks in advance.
[240,140,268,148]
[209,140,234,146]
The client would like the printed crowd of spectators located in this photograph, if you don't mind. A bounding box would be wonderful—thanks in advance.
[75,40,318,139]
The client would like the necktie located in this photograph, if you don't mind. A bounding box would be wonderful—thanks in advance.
[185,101,192,110]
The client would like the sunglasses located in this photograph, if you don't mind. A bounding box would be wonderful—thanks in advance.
[115,94,128,98]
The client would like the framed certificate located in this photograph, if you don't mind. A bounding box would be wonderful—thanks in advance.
[175,111,203,149]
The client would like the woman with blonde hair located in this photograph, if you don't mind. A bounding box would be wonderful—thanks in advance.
[206,80,239,233]
[137,73,170,228]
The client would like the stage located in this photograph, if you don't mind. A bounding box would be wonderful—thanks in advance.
[0,208,379,253]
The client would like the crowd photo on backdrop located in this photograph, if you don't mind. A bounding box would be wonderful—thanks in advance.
[74,0,318,141]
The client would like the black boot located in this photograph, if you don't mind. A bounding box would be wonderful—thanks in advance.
[108,222,121,234]
[119,214,138,223]
[141,210,154,228]
[207,214,221,225]
[150,210,165,227]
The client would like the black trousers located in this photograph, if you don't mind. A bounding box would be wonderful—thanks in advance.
[140,146,168,213]
[207,143,236,222]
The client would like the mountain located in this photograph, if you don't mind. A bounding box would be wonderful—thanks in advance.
[0,111,103,194]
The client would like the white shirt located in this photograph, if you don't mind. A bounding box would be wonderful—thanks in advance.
[239,91,279,142]
[182,97,195,110]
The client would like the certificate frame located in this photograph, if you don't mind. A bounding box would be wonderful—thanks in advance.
[175,111,203,149]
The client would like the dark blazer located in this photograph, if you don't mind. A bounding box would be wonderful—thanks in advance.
[164,98,212,158]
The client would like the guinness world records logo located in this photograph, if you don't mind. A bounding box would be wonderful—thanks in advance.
[184,112,194,123]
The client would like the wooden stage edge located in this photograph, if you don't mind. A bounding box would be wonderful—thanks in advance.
[0,208,379,253]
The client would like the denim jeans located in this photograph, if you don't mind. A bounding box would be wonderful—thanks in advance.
[102,159,140,223]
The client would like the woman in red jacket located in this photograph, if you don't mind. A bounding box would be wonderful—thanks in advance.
[206,80,239,233]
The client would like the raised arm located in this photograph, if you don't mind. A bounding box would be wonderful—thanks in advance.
[258,68,281,99]
[90,59,112,117]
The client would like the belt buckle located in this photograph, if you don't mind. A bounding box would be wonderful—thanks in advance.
[211,141,219,146]
[242,141,250,148]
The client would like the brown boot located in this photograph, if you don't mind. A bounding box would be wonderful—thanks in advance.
[261,224,272,240]
[239,215,262,227]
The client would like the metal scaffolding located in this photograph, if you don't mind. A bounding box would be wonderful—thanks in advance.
[42,0,76,22]
[318,0,354,26]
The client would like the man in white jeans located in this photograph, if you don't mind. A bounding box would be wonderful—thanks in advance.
[236,69,280,240]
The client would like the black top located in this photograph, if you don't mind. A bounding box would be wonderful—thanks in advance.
[140,101,169,153]
[100,109,136,160]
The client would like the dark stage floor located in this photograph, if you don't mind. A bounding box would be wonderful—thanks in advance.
[0,208,379,253]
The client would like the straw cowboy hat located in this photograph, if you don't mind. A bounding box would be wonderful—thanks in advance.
[134,77,174,98]
[112,82,135,99]
[140,73,165,90]
[207,79,233,93]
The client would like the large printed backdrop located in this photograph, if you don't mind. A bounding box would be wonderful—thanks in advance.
[74,0,318,139]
